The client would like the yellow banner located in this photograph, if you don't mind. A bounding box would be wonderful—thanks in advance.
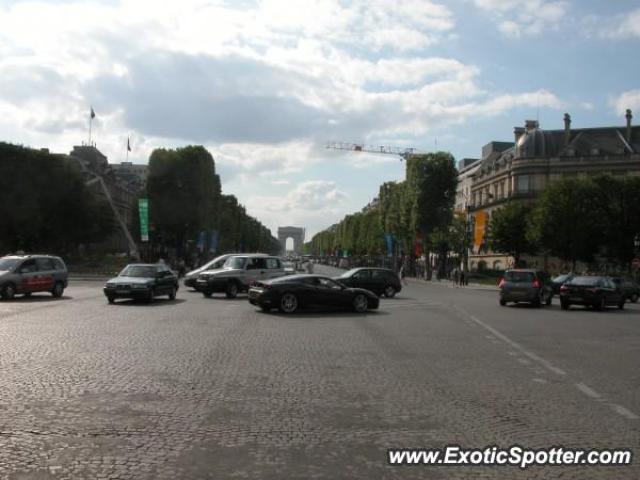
[474,210,487,247]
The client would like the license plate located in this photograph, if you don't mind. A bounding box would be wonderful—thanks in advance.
[116,289,129,294]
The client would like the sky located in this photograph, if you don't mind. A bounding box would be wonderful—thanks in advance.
[1,0,639,239]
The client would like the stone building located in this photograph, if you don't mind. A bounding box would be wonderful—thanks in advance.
[68,145,142,254]
[465,110,640,272]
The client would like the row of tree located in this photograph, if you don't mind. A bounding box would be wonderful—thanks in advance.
[488,175,640,271]
[0,142,114,253]
[141,146,281,257]
[305,152,458,276]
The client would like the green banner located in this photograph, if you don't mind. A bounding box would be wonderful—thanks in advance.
[138,198,149,242]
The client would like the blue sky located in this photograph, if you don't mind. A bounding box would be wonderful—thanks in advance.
[0,0,639,238]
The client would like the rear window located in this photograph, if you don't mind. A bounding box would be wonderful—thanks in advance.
[504,271,535,282]
[567,276,601,287]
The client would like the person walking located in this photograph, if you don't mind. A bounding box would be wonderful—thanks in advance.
[399,263,408,286]
[453,267,459,287]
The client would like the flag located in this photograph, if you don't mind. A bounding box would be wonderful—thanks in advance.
[127,137,131,152]
[90,107,95,119]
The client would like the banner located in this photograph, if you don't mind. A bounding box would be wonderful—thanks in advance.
[196,231,205,252]
[385,234,394,256]
[138,199,149,242]
[473,210,487,249]
[209,230,219,254]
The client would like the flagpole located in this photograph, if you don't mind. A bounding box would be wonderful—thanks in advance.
[89,115,92,146]
[126,138,129,162]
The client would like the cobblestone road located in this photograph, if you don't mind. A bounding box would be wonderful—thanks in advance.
[0,276,638,479]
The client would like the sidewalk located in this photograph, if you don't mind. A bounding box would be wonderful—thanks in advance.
[313,264,497,291]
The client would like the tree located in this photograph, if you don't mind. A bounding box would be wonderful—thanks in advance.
[488,202,536,266]
[527,178,603,270]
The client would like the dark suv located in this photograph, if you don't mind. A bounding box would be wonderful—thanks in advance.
[498,269,552,307]
[0,254,68,300]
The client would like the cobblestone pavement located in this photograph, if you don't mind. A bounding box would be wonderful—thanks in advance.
[0,278,638,479]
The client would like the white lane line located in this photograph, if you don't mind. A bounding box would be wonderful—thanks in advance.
[532,378,548,384]
[452,305,566,376]
[575,382,602,400]
[610,404,639,420]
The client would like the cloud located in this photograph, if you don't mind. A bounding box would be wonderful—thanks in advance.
[473,0,569,37]
[585,8,640,39]
[611,90,640,115]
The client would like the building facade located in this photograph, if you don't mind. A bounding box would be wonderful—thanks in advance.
[465,110,640,272]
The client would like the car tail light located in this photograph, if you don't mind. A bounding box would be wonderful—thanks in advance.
[532,279,541,288]
[498,278,505,288]
[560,285,568,291]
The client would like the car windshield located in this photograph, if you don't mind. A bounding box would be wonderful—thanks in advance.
[119,265,157,278]
[553,274,570,282]
[203,257,227,270]
[0,258,21,270]
[504,271,535,283]
[224,257,247,269]
[567,276,601,286]
[339,268,360,278]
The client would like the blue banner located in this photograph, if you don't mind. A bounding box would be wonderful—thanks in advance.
[196,231,205,252]
[209,230,219,253]
[385,234,394,256]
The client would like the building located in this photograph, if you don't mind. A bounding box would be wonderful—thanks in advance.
[68,145,143,254]
[112,161,148,192]
[454,158,481,213]
[466,110,640,271]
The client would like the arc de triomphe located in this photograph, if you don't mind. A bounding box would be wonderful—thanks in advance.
[277,226,305,254]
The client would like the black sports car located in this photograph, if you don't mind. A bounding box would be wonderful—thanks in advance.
[103,264,179,304]
[248,274,379,313]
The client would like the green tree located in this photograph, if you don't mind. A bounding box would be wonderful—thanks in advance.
[488,202,536,266]
[527,178,603,270]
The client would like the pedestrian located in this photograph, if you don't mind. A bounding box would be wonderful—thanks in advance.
[459,270,465,287]
[399,264,407,285]
[453,268,459,286]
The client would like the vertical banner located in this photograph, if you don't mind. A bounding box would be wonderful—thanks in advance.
[209,230,219,254]
[138,198,149,242]
[196,231,205,252]
[385,234,394,256]
[473,210,487,249]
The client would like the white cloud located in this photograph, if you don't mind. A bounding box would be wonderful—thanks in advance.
[473,0,569,37]
[587,8,640,39]
[611,90,640,115]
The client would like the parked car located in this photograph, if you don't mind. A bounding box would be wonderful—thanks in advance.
[183,254,238,288]
[498,269,552,307]
[550,273,574,296]
[248,274,379,313]
[195,254,285,298]
[559,276,625,310]
[334,267,401,298]
[103,263,179,304]
[0,254,68,300]
[611,277,640,303]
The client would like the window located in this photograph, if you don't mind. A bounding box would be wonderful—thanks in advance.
[371,270,389,280]
[266,258,281,269]
[247,258,267,270]
[19,259,38,273]
[316,277,342,290]
[352,270,370,280]
[517,175,530,193]
[36,258,56,271]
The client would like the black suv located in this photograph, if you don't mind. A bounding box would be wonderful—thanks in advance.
[0,254,68,300]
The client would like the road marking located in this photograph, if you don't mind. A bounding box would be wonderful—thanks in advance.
[532,378,547,384]
[609,404,639,420]
[575,382,602,400]
[452,306,566,376]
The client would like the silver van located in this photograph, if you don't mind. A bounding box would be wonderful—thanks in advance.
[0,254,68,299]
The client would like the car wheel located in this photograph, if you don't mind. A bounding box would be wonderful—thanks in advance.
[353,294,369,313]
[225,281,239,299]
[630,293,638,303]
[107,296,115,304]
[202,290,212,298]
[279,293,298,313]
[1,283,16,300]
[168,286,177,300]
[51,282,64,298]
[499,298,506,306]
[618,300,625,310]
[146,288,155,303]
[545,293,552,306]
[260,305,271,313]
[384,285,396,298]
[532,293,542,308]
[596,296,606,311]
[560,299,569,310]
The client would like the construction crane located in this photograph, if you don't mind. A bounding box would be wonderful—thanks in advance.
[326,142,419,161]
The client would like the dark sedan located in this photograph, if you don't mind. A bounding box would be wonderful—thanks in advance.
[334,267,401,297]
[611,277,640,303]
[103,264,179,304]
[559,276,624,310]
[551,273,574,296]
[248,274,379,313]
